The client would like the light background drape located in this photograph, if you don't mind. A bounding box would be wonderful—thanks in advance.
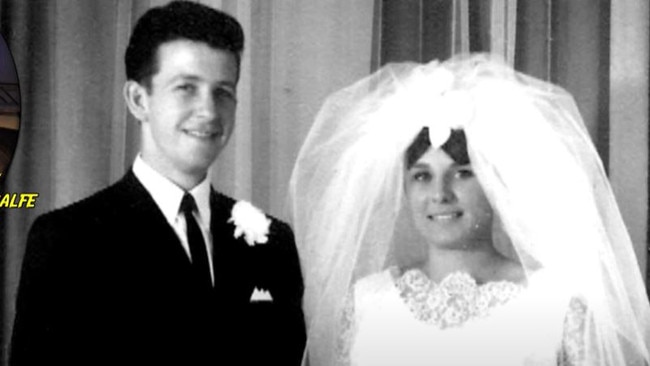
[0,0,647,363]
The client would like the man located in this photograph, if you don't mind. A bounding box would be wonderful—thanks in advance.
[10,2,306,365]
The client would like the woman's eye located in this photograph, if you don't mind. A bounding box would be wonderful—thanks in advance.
[455,167,474,179]
[412,171,431,182]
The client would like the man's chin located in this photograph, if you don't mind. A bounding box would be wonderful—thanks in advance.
[184,155,220,175]
[187,145,223,162]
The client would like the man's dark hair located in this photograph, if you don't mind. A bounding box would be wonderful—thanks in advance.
[405,128,470,169]
[125,0,244,86]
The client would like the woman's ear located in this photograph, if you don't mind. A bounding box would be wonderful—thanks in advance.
[123,80,149,122]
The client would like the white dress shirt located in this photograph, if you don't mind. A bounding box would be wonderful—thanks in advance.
[132,155,214,284]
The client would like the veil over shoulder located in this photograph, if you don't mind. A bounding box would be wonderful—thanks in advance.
[289,53,650,366]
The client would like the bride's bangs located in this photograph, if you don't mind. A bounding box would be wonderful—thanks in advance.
[405,128,470,168]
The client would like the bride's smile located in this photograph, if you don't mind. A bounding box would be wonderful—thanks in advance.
[405,146,493,248]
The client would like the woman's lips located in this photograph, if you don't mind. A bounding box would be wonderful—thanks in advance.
[427,211,463,221]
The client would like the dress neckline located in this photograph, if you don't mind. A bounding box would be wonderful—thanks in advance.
[390,266,525,329]
[391,266,526,287]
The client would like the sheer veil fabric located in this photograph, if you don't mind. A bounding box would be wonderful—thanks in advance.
[289,54,650,365]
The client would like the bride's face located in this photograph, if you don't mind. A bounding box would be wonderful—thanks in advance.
[404,147,493,248]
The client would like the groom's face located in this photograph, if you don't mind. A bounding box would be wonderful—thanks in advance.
[138,39,239,182]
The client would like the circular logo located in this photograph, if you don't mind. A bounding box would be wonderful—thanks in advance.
[0,32,20,184]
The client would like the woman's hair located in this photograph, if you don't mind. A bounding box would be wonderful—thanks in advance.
[405,128,470,168]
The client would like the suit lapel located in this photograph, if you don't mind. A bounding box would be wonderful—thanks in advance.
[117,173,255,303]
[118,171,194,275]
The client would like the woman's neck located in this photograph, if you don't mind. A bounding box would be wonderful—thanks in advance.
[423,241,509,284]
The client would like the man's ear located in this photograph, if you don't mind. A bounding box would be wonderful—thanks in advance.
[123,80,149,122]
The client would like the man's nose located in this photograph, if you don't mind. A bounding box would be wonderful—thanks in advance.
[196,93,218,120]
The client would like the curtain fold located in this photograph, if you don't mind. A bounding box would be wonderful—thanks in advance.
[608,0,649,287]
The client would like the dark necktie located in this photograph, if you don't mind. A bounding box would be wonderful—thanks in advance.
[180,193,212,291]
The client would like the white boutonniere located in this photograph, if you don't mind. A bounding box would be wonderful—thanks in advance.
[228,201,271,246]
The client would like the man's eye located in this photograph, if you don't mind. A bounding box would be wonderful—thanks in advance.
[176,84,196,93]
[214,87,236,101]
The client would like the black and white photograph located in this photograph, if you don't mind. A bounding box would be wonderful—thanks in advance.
[0,1,649,365]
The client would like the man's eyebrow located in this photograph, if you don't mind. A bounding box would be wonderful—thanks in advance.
[216,80,237,89]
[168,73,200,83]
[167,74,236,89]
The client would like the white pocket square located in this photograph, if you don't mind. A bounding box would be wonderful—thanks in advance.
[250,287,273,302]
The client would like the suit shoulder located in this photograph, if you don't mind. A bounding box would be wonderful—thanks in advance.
[33,178,130,227]
[212,190,237,209]
[268,214,293,236]
[262,209,295,243]
[24,180,130,261]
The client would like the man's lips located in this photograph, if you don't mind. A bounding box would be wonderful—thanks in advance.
[182,128,222,139]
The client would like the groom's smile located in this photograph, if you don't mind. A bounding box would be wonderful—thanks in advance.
[136,39,239,188]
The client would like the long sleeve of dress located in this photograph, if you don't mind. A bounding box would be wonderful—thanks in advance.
[558,297,588,366]
[336,289,357,366]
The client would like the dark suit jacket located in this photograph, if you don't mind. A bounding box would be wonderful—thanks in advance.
[10,170,306,365]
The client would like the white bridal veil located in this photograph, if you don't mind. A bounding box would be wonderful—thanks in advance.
[289,53,650,366]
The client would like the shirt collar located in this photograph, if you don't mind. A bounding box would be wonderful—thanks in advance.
[132,155,211,227]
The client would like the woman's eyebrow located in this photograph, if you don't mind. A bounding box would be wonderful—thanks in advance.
[409,162,429,169]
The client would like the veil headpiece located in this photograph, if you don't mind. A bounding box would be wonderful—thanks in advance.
[289,53,650,366]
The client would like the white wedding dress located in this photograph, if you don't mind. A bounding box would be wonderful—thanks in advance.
[337,267,585,366]
[293,55,650,366]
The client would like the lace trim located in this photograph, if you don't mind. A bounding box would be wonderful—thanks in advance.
[558,297,587,366]
[394,268,523,329]
[336,290,355,366]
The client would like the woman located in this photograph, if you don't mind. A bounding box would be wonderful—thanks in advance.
[289,54,650,365]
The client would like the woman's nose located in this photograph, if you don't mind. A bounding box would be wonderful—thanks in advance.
[430,178,454,203]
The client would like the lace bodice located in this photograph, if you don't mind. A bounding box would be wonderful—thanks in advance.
[337,268,586,366]
[395,268,524,329]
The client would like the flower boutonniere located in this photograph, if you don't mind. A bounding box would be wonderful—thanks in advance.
[228,200,272,246]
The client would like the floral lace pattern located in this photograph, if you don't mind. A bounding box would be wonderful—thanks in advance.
[558,297,587,366]
[335,269,587,366]
[336,291,356,366]
[394,268,523,329]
